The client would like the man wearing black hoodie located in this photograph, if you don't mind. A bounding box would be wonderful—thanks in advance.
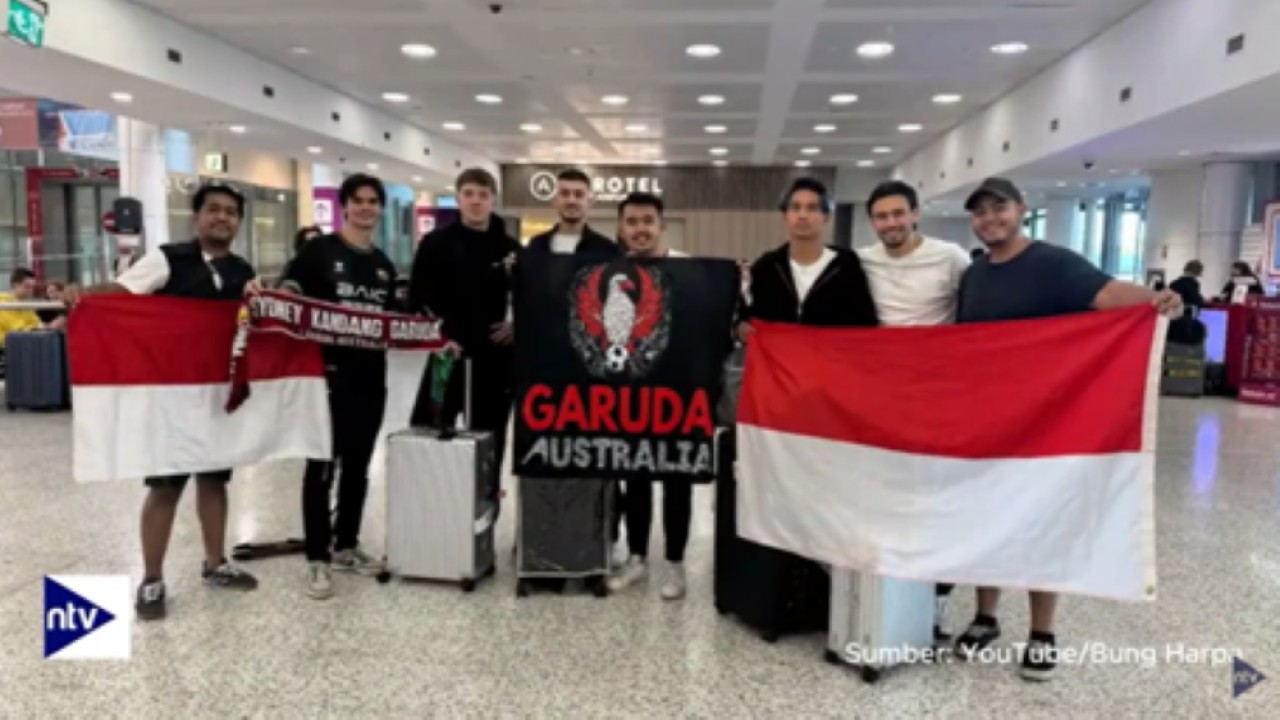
[740,177,879,330]
[409,168,522,479]
[525,168,620,258]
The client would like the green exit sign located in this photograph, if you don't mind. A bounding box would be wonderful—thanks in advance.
[6,0,46,49]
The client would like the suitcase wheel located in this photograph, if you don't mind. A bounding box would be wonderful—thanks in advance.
[460,578,476,593]
[714,603,729,616]
[515,580,530,598]
[860,666,882,684]
[823,649,841,665]
[760,630,779,644]
[590,577,608,598]
[376,570,392,584]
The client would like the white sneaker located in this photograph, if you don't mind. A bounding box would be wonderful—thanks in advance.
[607,557,647,592]
[307,562,333,600]
[611,540,630,568]
[332,546,382,576]
[660,563,686,601]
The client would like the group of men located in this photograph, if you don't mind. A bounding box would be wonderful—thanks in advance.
[59,164,1182,682]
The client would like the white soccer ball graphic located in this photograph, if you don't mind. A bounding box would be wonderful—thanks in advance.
[605,344,629,373]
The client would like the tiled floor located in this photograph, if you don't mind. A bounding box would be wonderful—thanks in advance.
[0,396,1277,718]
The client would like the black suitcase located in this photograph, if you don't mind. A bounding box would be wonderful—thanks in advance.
[714,431,829,642]
[514,477,615,598]
[5,330,70,411]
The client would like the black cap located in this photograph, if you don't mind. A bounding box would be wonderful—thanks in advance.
[964,177,1024,212]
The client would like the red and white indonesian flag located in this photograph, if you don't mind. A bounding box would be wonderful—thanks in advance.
[64,292,435,481]
[738,307,1165,601]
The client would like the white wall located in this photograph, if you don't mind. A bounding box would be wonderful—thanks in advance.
[1145,167,1203,282]
[918,217,974,248]
[897,0,1280,200]
[835,167,891,248]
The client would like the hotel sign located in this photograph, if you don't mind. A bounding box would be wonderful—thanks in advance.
[528,170,664,203]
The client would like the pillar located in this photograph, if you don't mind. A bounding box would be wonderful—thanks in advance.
[1145,167,1203,280]
[1044,197,1078,251]
[115,117,169,252]
[311,163,342,234]
[1198,162,1252,293]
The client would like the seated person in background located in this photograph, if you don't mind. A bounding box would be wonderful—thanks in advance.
[37,281,68,328]
[1168,260,1204,317]
[0,268,45,347]
[1217,261,1265,301]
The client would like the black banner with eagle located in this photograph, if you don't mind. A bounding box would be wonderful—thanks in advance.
[514,253,740,480]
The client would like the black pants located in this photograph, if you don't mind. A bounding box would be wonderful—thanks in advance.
[439,354,513,505]
[624,479,693,563]
[303,379,386,563]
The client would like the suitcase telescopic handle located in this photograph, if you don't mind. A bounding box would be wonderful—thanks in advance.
[439,356,471,439]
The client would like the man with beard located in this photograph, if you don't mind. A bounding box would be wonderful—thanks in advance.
[279,173,399,600]
[605,192,692,600]
[410,168,521,502]
[63,184,260,621]
[525,168,619,257]
[954,177,1181,681]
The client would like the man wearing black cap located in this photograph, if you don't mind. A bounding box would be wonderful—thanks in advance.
[951,177,1181,682]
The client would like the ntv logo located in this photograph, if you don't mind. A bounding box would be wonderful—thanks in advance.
[44,576,132,660]
[1233,657,1266,699]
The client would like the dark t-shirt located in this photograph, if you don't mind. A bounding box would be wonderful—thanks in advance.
[957,241,1112,324]
[282,233,398,385]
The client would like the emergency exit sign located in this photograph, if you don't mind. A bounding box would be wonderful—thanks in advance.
[6,0,46,49]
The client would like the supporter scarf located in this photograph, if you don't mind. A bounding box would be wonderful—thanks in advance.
[227,290,447,411]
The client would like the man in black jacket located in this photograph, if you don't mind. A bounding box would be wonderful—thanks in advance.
[409,168,522,479]
[740,177,878,329]
[525,168,620,257]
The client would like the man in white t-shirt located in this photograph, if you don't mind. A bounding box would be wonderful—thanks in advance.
[858,180,970,641]
[858,180,970,327]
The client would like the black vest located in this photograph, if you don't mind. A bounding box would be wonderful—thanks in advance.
[157,241,255,299]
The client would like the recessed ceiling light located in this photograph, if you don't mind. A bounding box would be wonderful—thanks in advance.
[653,160,669,166]
[713,159,729,167]
[382,92,410,103]
[109,92,132,103]
[698,94,726,106]
[856,160,875,168]
[801,147,821,156]
[602,95,629,106]
[442,122,466,131]
[1108,169,1119,175]
[624,123,648,133]
[516,157,530,164]
[290,46,311,55]
[520,123,543,133]
[814,124,837,133]
[306,146,323,154]
[641,147,660,155]
[1178,149,1192,156]
[709,147,729,156]
[412,175,423,183]
[704,124,727,134]
[872,146,893,154]
[475,94,503,104]
[401,44,437,59]
[857,41,895,59]
[228,125,247,134]
[795,160,812,168]
[932,93,963,105]
[686,44,721,58]
[1057,181,1068,188]
[367,163,379,170]
[898,123,923,133]
[991,42,1029,55]
[829,93,859,105]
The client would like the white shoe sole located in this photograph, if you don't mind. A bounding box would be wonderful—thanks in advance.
[307,586,333,600]
[1019,665,1056,682]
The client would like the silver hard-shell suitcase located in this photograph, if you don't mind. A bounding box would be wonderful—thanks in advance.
[825,570,937,683]
[382,359,497,591]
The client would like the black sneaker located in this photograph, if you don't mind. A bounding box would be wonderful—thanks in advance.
[955,615,1001,659]
[136,579,166,621]
[1020,631,1058,681]
[202,560,259,590]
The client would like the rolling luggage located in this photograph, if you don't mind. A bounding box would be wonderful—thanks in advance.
[714,429,829,642]
[514,476,615,598]
[5,330,70,411]
[825,570,937,683]
[1161,342,1206,397]
[381,359,497,591]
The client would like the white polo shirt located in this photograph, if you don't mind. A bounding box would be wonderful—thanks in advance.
[857,237,970,326]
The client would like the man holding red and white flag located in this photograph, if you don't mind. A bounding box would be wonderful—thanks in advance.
[738,177,1182,682]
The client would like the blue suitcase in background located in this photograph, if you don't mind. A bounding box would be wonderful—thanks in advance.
[4,330,70,411]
